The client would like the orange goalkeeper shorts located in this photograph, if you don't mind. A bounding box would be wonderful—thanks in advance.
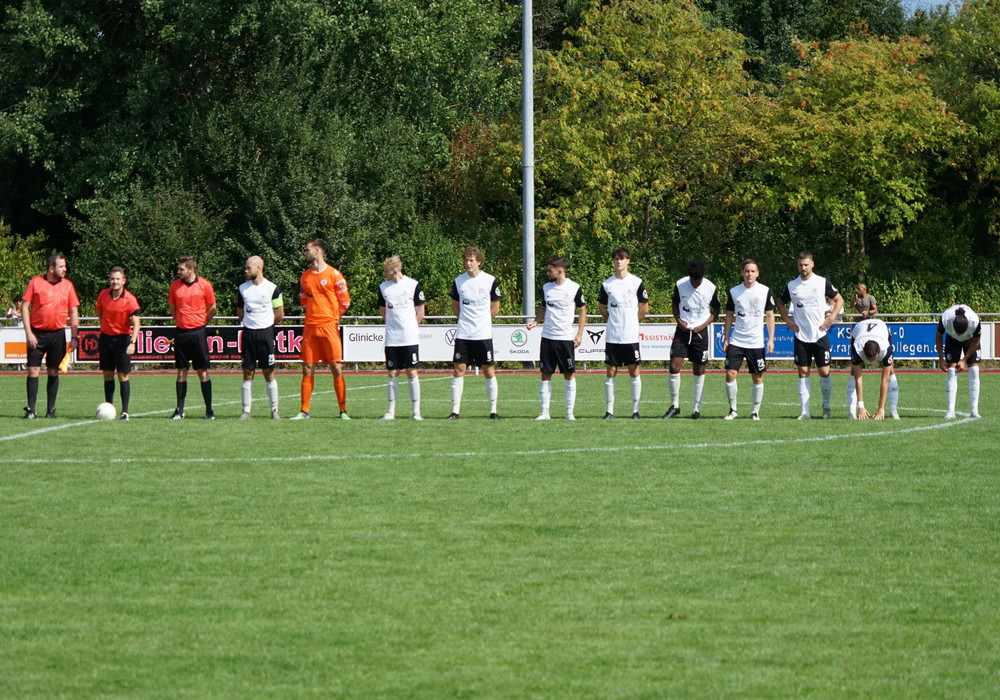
[301,322,343,364]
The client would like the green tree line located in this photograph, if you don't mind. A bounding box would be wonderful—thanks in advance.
[2,0,997,317]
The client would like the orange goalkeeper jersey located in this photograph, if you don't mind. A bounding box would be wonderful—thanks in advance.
[299,264,351,327]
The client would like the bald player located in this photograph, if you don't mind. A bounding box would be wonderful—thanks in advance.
[236,255,284,419]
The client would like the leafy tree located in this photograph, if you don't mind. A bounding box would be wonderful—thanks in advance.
[755,30,964,275]
[0,219,48,309]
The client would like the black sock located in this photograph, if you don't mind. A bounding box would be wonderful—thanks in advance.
[176,381,187,411]
[26,376,39,412]
[201,379,213,413]
[120,381,131,413]
[46,375,59,412]
[104,380,115,403]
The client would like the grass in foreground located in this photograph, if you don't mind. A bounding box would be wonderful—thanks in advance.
[1,370,998,697]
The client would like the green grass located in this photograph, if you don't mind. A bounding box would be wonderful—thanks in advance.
[2,369,999,697]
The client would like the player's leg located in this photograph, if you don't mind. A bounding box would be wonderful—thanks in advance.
[241,366,256,418]
[604,352,619,418]
[966,341,982,418]
[385,367,400,419]
[559,342,577,420]
[887,369,900,419]
[261,367,280,418]
[793,338,812,419]
[537,338,555,420]
[405,366,422,420]
[628,361,641,418]
[724,361,739,417]
[666,347,685,418]
[483,341,499,418]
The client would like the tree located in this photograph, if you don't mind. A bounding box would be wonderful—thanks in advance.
[0,219,48,310]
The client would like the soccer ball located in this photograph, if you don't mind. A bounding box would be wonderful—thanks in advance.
[95,402,118,421]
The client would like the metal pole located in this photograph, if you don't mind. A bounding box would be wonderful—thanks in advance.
[522,0,535,322]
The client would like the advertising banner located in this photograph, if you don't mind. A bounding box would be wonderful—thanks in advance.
[711,322,947,361]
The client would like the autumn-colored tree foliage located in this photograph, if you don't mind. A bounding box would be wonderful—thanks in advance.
[759,28,964,273]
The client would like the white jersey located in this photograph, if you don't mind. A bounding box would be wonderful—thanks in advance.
[939,304,980,342]
[450,271,501,340]
[378,275,425,347]
[726,282,774,348]
[236,278,282,330]
[780,274,839,343]
[673,276,720,328]
[598,273,648,344]
[852,319,892,365]
[540,279,585,341]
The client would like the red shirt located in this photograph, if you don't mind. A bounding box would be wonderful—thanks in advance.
[23,275,80,331]
[168,277,216,329]
[97,288,141,336]
[299,265,351,327]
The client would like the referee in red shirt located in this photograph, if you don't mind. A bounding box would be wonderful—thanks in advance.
[168,255,217,419]
[22,253,80,419]
[96,266,141,420]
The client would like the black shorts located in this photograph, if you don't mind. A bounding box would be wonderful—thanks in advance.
[944,334,981,365]
[242,327,277,370]
[605,342,641,367]
[453,338,494,367]
[725,344,767,374]
[671,328,710,364]
[174,326,211,370]
[540,337,576,376]
[99,333,132,373]
[386,344,420,370]
[27,328,67,368]
[793,336,832,368]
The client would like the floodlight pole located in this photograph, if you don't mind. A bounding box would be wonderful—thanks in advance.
[522,0,535,321]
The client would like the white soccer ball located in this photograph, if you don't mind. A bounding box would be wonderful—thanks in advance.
[95,402,118,421]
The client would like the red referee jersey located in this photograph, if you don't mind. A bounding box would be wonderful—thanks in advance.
[23,275,80,331]
[97,288,141,335]
[168,277,216,329]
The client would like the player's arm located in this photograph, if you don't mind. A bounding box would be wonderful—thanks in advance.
[69,305,79,350]
[273,300,284,325]
[335,276,351,315]
[637,301,649,322]
[672,286,685,331]
[764,309,775,354]
[128,313,140,355]
[695,290,721,334]
[868,297,877,317]
[574,303,586,348]
[853,365,870,420]
[21,297,37,348]
[775,293,797,335]
[872,365,891,420]
[722,310,734,352]
[935,328,948,371]
[490,300,500,319]
[526,305,545,330]
[959,333,981,372]
[205,303,217,324]
[820,292,844,331]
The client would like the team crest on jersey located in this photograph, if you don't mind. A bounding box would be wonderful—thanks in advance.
[320,279,328,286]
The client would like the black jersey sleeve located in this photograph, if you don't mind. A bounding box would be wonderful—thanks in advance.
[490,279,501,301]
[449,280,460,301]
[574,287,585,308]
[377,286,387,308]
[413,282,425,306]
[637,282,648,303]
[709,289,721,315]
[597,283,609,305]
[725,294,735,312]
[825,280,839,299]
[780,285,791,304]
[235,290,245,309]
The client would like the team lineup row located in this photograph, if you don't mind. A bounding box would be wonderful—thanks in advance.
[18,245,984,421]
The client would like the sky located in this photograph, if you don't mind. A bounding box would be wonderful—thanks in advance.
[899,0,950,13]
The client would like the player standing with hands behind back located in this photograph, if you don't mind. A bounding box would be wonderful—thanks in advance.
[96,266,141,420]
[168,255,217,420]
[598,247,649,419]
[236,255,283,420]
[378,256,425,421]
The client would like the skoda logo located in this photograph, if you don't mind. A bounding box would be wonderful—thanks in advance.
[510,330,527,347]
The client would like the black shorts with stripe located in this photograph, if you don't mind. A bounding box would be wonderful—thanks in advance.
[27,328,67,368]
[386,344,420,370]
[241,326,277,370]
[540,337,576,376]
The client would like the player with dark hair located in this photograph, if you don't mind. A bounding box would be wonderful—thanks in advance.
[936,304,982,419]
[448,246,501,419]
[168,255,217,419]
[96,266,141,420]
[848,318,899,420]
[664,259,720,420]
[722,259,775,420]
[237,255,283,420]
[291,238,352,420]
[21,253,80,419]
[527,256,586,420]
[775,251,844,419]
[379,256,425,420]
[598,247,649,419]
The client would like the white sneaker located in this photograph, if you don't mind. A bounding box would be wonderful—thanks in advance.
[535,413,551,421]
[797,412,811,420]
[724,409,738,421]
[971,411,982,419]
[944,411,956,420]
[847,411,856,420]
[822,406,831,419]
[238,411,251,420]
[751,412,760,421]
[890,411,900,420]
[566,413,575,421]
[381,412,395,421]
[413,414,423,421]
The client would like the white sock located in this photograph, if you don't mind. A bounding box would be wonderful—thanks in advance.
[969,366,980,415]
[566,377,577,416]
[820,374,833,408]
[605,376,616,414]
[451,376,464,414]
[486,376,498,413]
[946,367,957,413]
[799,377,811,414]
[266,380,279,412]
[669,372,681,408]
[725,380,738,411]
[540,379,552,415]
[241,380,252,413]
[387,376,398,416]
[888,373,899,415]
[630,376,642,414]
[408,376,421,416]
[847,379,857,417]
[751,383,763,415]
[692,375,705,412]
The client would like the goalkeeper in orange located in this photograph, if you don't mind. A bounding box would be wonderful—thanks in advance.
[290,238,352,420]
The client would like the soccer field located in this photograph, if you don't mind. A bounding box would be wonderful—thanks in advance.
[2,369,999,697]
